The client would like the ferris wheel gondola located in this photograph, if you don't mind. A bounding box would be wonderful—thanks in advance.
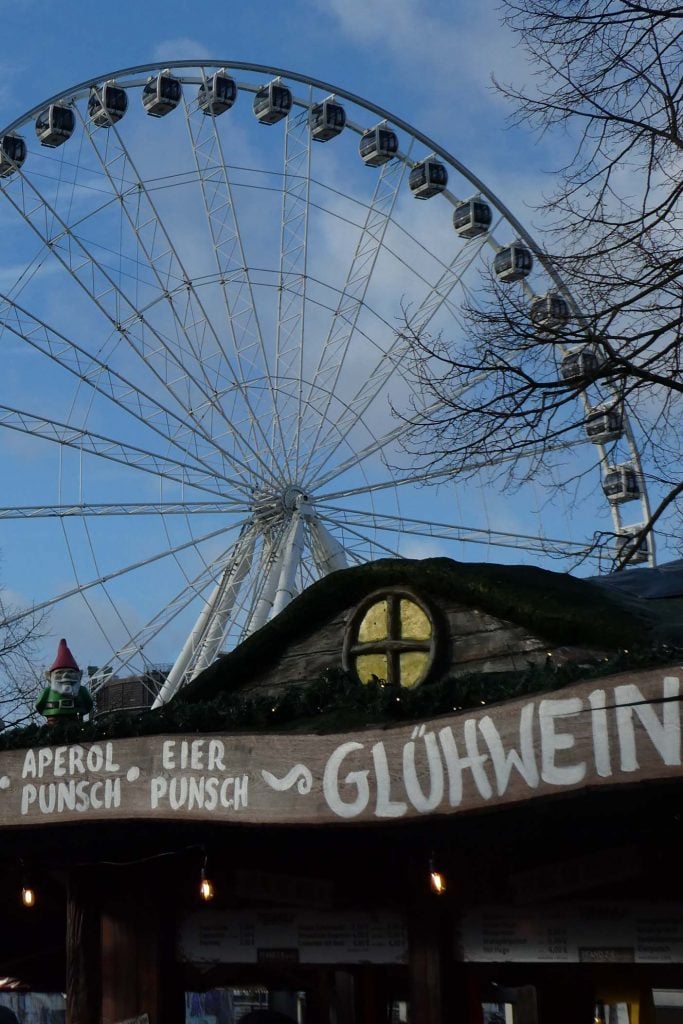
[35,104,76,148]
[198,69,237,116]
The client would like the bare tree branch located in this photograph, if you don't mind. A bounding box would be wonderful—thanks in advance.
[401,3,683,570]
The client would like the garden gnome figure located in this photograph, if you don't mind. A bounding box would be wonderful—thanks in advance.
[36,638,93,724]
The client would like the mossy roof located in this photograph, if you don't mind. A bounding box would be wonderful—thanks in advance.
[2,558,681,752]
[180,557,683,705]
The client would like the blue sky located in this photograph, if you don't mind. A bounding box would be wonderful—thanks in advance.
[0,1,660,679]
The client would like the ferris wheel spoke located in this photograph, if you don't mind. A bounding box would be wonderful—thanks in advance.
[0,403,238,499]
[317,505,596,560]
[315,434,591,505]
[182,88,285,480]
[1,515,244,629]
[315,512,403,561]
[301,223,499,488]
[298,145,412,480]
[275,100,313,476]
[0,500,245,520]
[0,163,275,493]
[70,105,281,487]
[95,551,231,687]
[0,295,255,490]
[307,397,445,494]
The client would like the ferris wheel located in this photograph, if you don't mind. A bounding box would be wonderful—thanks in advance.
[0,61,654,705]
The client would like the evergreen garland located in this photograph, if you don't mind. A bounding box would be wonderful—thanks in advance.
[0,645,678,752]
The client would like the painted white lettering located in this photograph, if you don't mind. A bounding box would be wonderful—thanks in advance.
[90,781,103,809]
[104,743,120,773]
[588,689,612,777]
[188,776,205,810]
[38,783,56,814]
[323,741,369,819]
[234,775,248,810]
[37,748,52,779]
[208,739,226,772]
[53,747,67,778]
[162,741,176,771]
[105,778,121,809]
[220,777,234,808]
[190,740,205,771]
[151,776,168,809]
[75,779,90,812]
[616,678,681,771]
[86,745,104,773]
[403,728,444,813]
[21,784,37,814]
[204,776,218,811]
[69,746,85,775]
[21,750,37,780]
[57,781,76,812]
[539,698,585,785]
[170,777,189,810]
[372,741,408,818]
[479,703,539,795]
[438,721,493,805]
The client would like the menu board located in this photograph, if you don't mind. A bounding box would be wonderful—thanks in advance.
[459,904,683,963]
[179,909,408,964]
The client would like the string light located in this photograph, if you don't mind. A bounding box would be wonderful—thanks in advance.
[21,885,36,908]
[429,855,446,896]
[20,863,36,908]
[199,853,214,902]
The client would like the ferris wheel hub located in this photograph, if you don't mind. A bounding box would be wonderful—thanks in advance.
[251,483,311,525]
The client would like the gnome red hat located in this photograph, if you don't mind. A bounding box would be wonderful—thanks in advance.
[49,638,80,674]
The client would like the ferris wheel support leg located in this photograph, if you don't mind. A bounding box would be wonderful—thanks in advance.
[152,529,256,708]
[271,512,306,618]
[246,529,291,635]
[189,533,256,679]
[308,516,348,574]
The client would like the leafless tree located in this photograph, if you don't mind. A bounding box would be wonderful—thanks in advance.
[403,2,683,568]
[0,589,45,730]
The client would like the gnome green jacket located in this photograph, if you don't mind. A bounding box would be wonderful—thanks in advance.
[36,685,94,719]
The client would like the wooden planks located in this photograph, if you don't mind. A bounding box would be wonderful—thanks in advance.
[0,666,681,829]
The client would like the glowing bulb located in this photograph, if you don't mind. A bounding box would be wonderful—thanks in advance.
[199,864,214,902]
[429,869,446,895]
[429,857,446,895]
[21,886,36,908]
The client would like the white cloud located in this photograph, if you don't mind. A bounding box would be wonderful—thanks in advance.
[152,38,213,63]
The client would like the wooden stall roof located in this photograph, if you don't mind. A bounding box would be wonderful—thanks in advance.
[2,557,682,755]
[181,557,683,703]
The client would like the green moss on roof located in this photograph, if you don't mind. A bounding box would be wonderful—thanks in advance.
[181,557,679,705]
[1,558,678,753]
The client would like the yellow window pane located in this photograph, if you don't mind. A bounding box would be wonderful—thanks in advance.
[399,651,429,688]
[400,599,431,640]
[356,654,388,684]
[358,600,387,641]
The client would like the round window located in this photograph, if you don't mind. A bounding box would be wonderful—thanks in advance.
[343,588,438,689]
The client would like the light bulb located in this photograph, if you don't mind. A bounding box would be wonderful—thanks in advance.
[199,866,214,902]
[21,886,36,908]
[429,857,446,895]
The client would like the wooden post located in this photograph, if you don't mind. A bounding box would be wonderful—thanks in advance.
[408,894,445,1024]
[66,868,101,1024]
[100,865,184,1024]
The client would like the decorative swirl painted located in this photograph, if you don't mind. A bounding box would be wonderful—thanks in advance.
[261,765,313,795]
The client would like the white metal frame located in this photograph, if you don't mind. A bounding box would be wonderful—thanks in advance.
[0,61,655,706]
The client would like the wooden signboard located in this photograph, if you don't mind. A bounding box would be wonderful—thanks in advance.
[0,666,681,828]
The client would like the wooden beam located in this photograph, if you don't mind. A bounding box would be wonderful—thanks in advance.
[66,868,101,1024]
